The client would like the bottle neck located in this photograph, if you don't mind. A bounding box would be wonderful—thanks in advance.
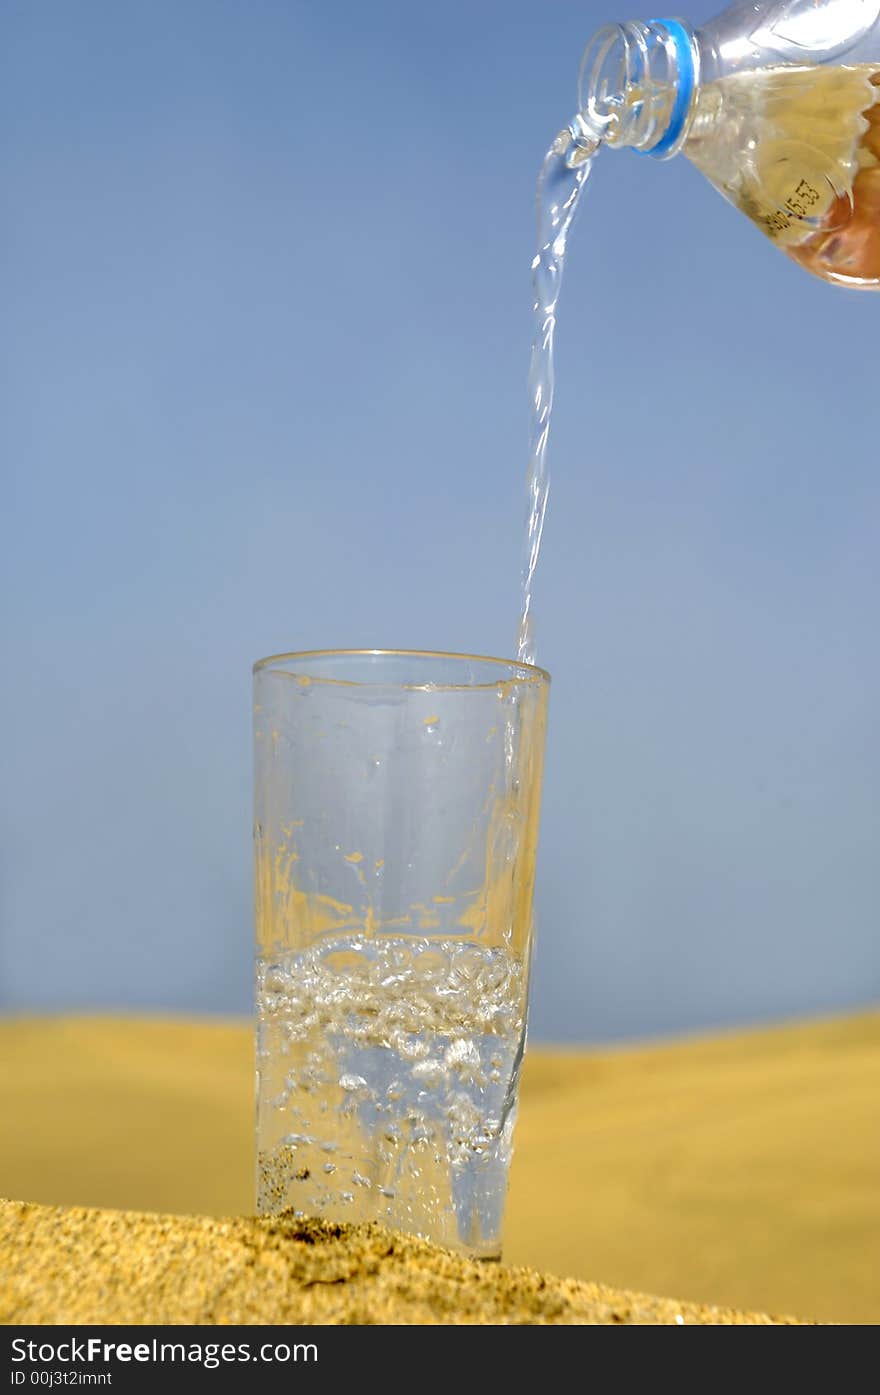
[577,18,700,159]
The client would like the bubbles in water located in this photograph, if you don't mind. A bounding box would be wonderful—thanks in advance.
[339,1073,368,1093]
[256,934,527,1258]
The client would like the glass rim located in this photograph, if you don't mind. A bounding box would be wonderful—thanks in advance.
[252,647,551,689]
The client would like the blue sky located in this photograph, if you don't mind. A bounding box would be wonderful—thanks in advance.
[2,0,878,1039]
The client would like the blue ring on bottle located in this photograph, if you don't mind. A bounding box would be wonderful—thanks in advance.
[639,18,695,158]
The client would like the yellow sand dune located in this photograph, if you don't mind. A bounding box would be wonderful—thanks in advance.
[0,1011,876,1323]
[0,1201,799,1325]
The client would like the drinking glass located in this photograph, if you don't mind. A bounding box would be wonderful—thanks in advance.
[254,649,550,1259]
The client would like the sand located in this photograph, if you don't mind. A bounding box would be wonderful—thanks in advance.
[0,1199,801,1325]
[1,1010,877,1322]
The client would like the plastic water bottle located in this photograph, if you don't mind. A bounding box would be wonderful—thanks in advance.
[573,1,880,286]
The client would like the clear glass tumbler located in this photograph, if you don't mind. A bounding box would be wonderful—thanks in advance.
[253,649,550,1259]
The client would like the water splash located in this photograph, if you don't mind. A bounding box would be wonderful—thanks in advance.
[256,935,527,1259]
[517,123,600,667]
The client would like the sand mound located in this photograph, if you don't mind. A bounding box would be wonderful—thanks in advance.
[0,1199,801,1325]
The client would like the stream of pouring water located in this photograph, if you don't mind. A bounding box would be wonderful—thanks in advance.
[517,126,600,667]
